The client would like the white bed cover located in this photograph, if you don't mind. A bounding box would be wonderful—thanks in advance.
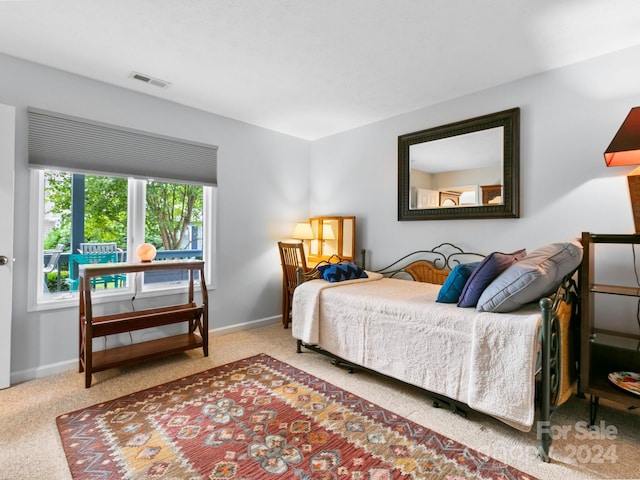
[292,274,541,431]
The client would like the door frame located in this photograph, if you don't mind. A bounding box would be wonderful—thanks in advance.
[0,103,16,389]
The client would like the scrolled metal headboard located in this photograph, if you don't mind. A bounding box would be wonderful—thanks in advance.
[362,242,485,278]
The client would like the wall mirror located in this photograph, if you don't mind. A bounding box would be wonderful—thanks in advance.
[398,107,520,221]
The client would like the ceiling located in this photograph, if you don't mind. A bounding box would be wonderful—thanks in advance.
[1,0,640,140]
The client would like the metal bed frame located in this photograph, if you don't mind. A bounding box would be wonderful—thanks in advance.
[295,244,579,462]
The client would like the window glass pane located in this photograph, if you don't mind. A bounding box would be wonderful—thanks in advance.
[143,180,203,287]
[43,170,70,295]
[84,175,128,253]
[42,170,128,295]
[79,174,128,291]
[38,170,210,302]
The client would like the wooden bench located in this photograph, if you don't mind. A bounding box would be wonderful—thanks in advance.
[78,259,208,387]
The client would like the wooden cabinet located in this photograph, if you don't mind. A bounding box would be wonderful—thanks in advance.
[78,260,208,388]
[308,216,356,265]
[579,232,640,422]
[414,188,440,208]
[439,191,461,206]
[480,184,502,204]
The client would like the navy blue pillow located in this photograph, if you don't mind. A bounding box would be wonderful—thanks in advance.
[436,262,480,303]
[318,263,368,283]
[457,249,526,308]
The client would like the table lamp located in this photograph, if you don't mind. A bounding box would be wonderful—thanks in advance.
[136,242,157,262]
[292,222,313,254]
[604,107,640,232]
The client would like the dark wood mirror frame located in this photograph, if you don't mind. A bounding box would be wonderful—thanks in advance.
[398,107,520,221]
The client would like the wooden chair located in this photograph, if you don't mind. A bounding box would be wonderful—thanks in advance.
[278,241,309,329]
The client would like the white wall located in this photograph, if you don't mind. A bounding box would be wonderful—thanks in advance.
[5,43,640,382]
[310,45,640,270]
[0,53,310,382]
[310,45,640,337]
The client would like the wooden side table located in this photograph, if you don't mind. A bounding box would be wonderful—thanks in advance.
[78,260,208,387]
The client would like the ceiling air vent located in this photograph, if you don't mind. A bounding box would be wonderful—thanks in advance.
[129,71,171,88]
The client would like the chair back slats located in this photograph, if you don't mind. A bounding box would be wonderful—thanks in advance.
[279,242,307,289]
[278,241,308,328]
[80,242,124,261]
[80,242,118,254]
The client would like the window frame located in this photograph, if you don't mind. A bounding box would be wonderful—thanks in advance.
[28,169,216,312]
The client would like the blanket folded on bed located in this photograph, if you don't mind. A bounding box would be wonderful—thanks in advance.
[292,271,383,344]
[468,311,541,430]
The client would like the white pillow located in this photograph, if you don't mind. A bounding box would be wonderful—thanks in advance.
[476,240,582,313]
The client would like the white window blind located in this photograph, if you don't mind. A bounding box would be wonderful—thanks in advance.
[28,107,218,186]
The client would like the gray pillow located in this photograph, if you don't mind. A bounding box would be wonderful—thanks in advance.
[476,240,583,313]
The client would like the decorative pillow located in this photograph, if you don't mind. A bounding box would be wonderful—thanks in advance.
[317,262,368,283]
[457,249,526,308]
[476,240,583,313]
[436,262,480,303]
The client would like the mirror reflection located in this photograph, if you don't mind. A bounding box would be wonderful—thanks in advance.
[410,127,503,209]
[398,107,519,221]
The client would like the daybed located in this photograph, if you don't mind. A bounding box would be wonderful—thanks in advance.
[292,241,582,461]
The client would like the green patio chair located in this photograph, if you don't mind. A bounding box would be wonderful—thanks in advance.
[66,252,125,291]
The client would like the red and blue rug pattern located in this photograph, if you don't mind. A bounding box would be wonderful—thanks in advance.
[56,354,537,479]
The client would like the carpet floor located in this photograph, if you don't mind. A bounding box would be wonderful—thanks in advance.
[57,353,536,479]
[1,323,639,479]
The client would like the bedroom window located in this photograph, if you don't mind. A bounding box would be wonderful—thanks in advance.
[33,168,216,308]
[27,107,218,310]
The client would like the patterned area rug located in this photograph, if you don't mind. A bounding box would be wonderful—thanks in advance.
[57,354,537,479]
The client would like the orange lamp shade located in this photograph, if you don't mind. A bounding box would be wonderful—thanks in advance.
[604,107,640,167]
[136,243,157,262]
[604,106,640,233]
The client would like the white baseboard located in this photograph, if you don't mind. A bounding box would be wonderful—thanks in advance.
[211,315,280,336]
[9,358,78,385]
[9,316,282,386]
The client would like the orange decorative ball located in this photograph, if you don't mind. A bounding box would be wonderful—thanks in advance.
[136,243,157,262]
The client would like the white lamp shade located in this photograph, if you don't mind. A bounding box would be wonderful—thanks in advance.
[292,222,313,240]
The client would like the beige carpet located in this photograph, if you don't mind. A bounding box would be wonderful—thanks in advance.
[1,322,638,479]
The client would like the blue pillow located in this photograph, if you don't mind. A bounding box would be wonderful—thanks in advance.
[477,241,582,312]
[318,263,368,283]
[436,262,480,303]
[457,249,526,308]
